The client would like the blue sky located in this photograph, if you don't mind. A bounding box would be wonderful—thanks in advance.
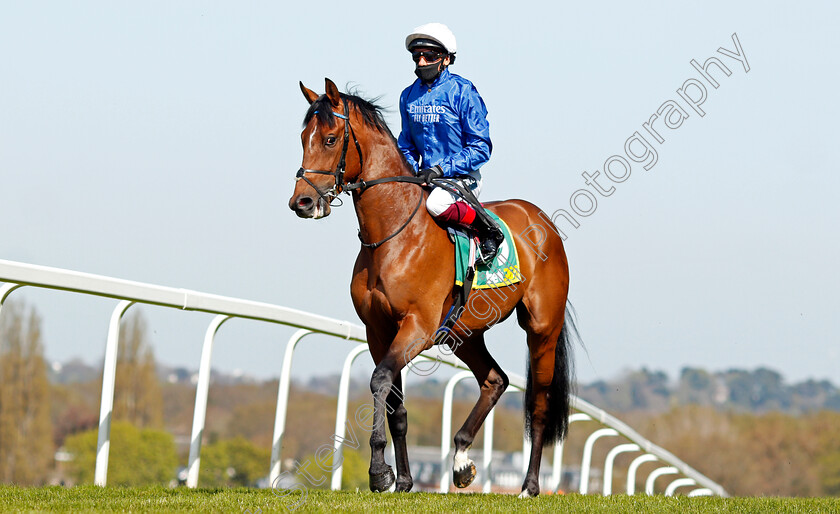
[1,1,838,386]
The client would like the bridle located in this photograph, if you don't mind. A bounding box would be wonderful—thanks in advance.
[295,97,363,208]
[295,97,427,249]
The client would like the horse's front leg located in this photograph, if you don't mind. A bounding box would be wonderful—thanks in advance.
[385,374,413,492]
[368,317,432,493]
[368,360,402,492]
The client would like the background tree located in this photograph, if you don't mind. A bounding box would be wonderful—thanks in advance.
[339,448,369,491]
[677,367,716,406]
[113,311,162,428]
[198,437,271,487]
[0,301,53,484]
[64,421,177,486]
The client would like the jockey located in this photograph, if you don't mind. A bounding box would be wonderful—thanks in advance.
[398,22,504,265]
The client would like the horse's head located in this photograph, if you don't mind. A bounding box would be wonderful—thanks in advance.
[289,78,364,219]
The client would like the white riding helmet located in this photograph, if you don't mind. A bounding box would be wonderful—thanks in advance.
[405,22,457,56]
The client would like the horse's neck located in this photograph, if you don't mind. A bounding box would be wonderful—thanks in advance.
[352,139,439,253]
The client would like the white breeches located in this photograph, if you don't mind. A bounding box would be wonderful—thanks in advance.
[425,171,483,217]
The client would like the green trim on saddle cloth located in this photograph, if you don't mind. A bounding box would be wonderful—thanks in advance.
[453,211,522,289]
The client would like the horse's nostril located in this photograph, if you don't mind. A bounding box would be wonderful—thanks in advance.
[298,197,313,208]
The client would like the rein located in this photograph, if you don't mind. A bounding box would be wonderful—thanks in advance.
[295,98,428,249]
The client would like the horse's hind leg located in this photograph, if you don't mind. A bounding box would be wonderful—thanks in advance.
[450,336,509,489]
[385,374,413,492]
[519,329,561,497]
[516,302,572,498]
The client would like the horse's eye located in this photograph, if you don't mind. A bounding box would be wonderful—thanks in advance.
[325,136,337,147]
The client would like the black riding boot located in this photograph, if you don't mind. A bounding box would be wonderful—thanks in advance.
[473,214,504,266]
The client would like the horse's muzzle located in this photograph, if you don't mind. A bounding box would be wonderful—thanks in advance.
[289,194,330,219]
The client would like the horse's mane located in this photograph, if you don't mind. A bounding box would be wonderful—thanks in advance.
[303,90,391,135]
[302,87,416,175]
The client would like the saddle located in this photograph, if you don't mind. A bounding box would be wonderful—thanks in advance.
[435,210,522,342]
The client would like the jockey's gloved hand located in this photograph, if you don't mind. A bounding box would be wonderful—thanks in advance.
[418,165,444,185]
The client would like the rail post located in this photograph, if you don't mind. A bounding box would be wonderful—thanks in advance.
[94,300,134,486]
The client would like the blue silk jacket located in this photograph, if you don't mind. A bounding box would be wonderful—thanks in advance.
[397,69,492,178]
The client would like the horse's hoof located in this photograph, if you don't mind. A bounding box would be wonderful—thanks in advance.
[453,460,476,488]
[395,476,413,492]
[369,467,395,492]
[518,482,539,498]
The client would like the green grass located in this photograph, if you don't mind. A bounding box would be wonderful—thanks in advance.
[1,486,839,513]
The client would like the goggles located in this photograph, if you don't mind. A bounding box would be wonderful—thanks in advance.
[411,49,445,63]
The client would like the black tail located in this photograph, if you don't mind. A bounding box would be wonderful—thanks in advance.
[524,304,578,444]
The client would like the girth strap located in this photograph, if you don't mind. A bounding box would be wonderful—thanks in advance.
[434,255,476,345]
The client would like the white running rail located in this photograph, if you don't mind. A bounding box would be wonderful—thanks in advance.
[0,259,727,496]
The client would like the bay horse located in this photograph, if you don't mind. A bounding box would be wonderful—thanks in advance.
[288,78,575,497]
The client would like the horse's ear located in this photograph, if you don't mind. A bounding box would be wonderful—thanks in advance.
[324,78,341,107]
[300,81,320,105]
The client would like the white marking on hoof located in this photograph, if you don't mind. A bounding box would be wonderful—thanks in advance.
[518,489,533,498]
[453,449,473,472]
